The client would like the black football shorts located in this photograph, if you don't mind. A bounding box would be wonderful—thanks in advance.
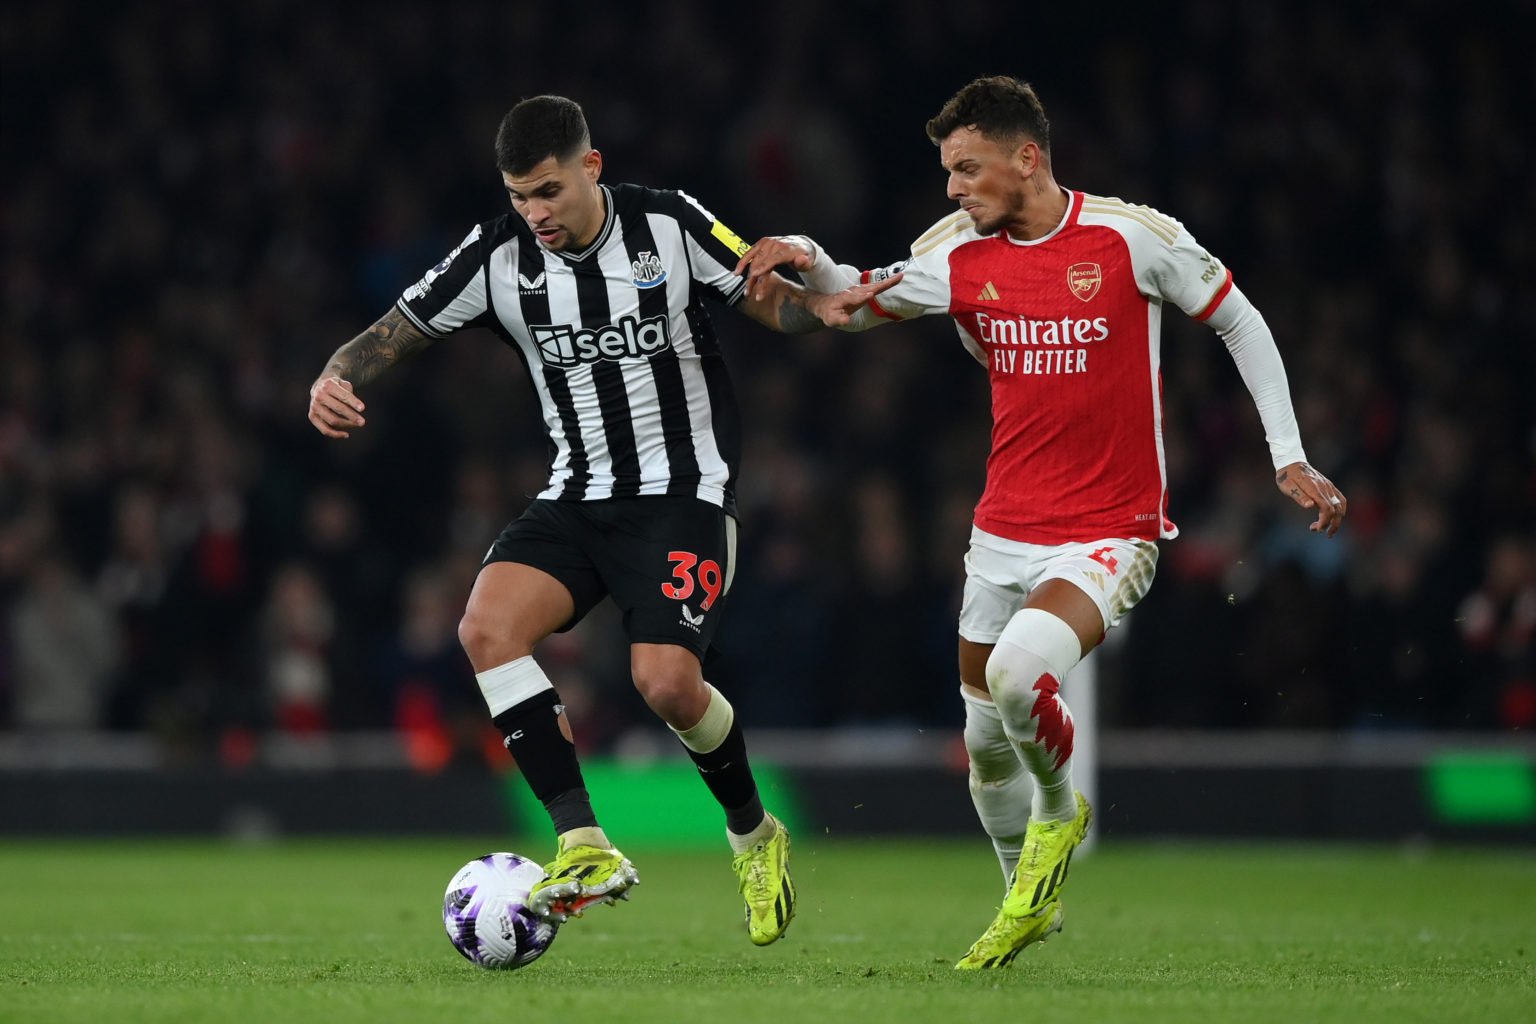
[483,496,736,658]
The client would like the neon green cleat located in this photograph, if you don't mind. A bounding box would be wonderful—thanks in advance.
[954,899,1064,970]
[1005,791,1092,917]
[953,792,1090,970]
[732,815,795,946]
[528,839,639,923]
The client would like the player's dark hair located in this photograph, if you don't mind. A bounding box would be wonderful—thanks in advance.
[495,95,591,175]
[925,76,1051,152]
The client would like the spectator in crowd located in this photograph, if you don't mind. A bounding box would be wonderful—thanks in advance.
[7,554,121,729]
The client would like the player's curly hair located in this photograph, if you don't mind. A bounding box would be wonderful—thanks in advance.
[495,95,591,175]
[925,76,1051,152]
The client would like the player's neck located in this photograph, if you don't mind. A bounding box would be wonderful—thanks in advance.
[570,185,608,250]
[1004,180,1069,243]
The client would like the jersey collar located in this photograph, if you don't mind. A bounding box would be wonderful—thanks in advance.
[547,184,617,263]
[1001,188,1079,247]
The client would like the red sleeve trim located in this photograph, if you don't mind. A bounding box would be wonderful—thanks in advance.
[868,294,901,321]
[1194,268,1234,322]
[857,269,902,320]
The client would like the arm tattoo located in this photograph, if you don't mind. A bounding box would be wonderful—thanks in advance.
[323,306,435,386]
[776,294,823,334]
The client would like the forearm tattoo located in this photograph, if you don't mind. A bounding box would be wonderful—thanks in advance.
[324,306,434,386]
[776,294,824,334]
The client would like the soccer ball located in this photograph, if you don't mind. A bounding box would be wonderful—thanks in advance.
[443,852,559,970]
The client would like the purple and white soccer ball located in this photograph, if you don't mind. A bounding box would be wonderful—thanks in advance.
[443,852,559,970]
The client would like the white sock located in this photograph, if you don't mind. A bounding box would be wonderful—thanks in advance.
[987,608,1084,824]
[727,812,777,854]
[557,825,613,851]
[1033,775,1078,823]
[961,685,1032,884]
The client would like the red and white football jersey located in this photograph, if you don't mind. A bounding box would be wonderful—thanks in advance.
[861,190,1235,545]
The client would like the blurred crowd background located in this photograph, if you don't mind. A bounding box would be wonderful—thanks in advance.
[2,0,1532,758]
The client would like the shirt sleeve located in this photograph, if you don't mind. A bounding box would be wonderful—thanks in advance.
[1148,224,1235,322]
[398,225,487,338]
[1122,210,1303,468]
[1202,284,1309,469]
[854,215,963,322]
[790,236,862,293]
[672,191,751,306]
[795,217,960,331]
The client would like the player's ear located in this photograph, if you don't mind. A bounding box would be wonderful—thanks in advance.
[1015,139,1041,177]
[583,148,603,183]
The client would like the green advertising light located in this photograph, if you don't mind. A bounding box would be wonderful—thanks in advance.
[1426,752,1536,825]
[502,759,803,847]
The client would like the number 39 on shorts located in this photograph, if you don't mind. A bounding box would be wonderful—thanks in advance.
[661,551,722,610]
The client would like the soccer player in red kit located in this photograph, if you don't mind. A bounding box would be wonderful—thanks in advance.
[736,76,1347,968]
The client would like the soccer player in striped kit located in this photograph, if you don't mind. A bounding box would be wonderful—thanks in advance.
[737,76,1347,967]
[307,95,892,945]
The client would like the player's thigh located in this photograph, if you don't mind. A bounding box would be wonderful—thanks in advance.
[1022,577,1108,658]
[630,641,704,687]
[958,528,1032,695]
[463,562,576,647]
[596,496,736,660]
[1031,538,1159,643]
[958,638,995,691]
[959,532,1031,641]
[469,501,608,645]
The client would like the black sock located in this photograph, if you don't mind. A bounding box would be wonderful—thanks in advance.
[683,717,765,835]
[493,690,597,835]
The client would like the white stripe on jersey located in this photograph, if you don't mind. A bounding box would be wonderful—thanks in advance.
[1144,300,1176,540]
[542,265,611,498]
[482,236,579,492]
[597,239,664,498]
[648,210,728,506]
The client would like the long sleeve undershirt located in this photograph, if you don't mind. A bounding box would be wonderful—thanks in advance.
[1200,283,1308,470]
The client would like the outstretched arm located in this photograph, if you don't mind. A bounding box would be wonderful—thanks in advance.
[735,236,891,332]
[307,304,437,438]
[736,271,903,333]
[735,235,861,298]
[1203,286,1347,536]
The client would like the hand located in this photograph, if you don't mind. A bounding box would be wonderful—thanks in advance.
[807,273,903,327]
[1275,462,1347,537]
[308,375,366,438]
[734,236,816,303]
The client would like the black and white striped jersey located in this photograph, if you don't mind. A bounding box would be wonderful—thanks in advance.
[397,184,751,513]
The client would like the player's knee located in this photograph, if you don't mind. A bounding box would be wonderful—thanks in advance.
[963,715,1013,765]
[984,608,1083,722]
[630,651,705,724]
[457,608,529,667]
[962,698,1018,783]
[967,749,1022,787]
[456,609,493,660]
[984,642,1042,722]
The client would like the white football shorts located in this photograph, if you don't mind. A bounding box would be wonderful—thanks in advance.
[958,526,1159,644]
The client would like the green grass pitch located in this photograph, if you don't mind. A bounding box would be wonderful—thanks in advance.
[1,838,1531,1023]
